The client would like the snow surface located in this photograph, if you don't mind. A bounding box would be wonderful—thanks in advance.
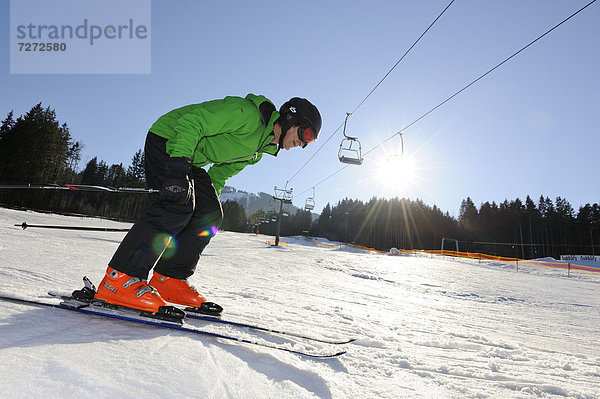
[0,207,599,399]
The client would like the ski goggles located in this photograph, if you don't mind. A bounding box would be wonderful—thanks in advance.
[298,122,317,148]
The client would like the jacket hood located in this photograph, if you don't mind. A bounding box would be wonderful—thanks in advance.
[244,93,272,109]
[245,94,278,127]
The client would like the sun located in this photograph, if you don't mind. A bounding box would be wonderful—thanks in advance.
[375,154,418,190]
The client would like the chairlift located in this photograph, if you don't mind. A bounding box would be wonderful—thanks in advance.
[305,198,315,211]
[305,187,315,211]
[338,113,363,165]
[273,182,293,204]
[386,132,404,161]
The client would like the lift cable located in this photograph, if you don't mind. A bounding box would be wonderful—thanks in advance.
[286,0,456,183]
[349,0,456,117]
[294,0,597,198]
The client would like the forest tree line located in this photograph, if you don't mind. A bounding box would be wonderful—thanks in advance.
[0,104,598,259]
[313,196,599,259]
[0,104,148,220]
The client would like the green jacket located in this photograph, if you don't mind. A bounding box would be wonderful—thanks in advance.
[149,94,280,195]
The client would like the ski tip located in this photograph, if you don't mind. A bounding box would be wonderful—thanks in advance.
[326,338,356,345]
[322,350,347,358]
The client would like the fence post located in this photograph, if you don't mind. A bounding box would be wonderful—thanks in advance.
[568,262,571,278]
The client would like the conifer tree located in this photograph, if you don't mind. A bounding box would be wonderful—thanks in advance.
[221,200,247,232]
[0,104,81,183]
[126,149,145,187]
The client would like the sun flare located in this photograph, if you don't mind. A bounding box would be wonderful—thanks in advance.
[376,155,418,189]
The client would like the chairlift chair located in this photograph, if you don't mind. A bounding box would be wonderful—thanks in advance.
[338,113,363,165]
[338,139,363,165]
[304,187,316,211]
[386,132,404,161]
[282,202,291,217]
[305,198,315,211]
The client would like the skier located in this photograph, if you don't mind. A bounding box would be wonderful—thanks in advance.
[93,95,321,314]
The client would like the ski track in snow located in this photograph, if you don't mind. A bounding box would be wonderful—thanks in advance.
[0,207,599,398]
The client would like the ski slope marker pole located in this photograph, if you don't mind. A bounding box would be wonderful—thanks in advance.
[15,222,131,232]
[0,183,159,194]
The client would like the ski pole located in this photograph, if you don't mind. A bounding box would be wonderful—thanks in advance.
[15,222,131,232]
[0,183,159,194]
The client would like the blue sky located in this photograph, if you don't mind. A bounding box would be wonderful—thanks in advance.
[2,0,598,216]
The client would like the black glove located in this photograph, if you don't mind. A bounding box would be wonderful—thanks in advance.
[161,157,192,205]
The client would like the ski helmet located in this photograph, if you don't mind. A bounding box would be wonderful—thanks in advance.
[278,98,322,148]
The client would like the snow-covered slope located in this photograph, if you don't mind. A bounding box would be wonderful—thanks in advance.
[0,208,599,398]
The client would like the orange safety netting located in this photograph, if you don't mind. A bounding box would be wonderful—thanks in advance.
[301,237,600,276]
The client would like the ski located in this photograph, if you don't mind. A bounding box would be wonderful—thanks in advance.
[183,311,355,345]
[48,283,354,345]
[0,293,346,358]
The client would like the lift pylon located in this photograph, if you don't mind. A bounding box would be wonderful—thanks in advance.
[273,183,293,204]
[272,181,294,246]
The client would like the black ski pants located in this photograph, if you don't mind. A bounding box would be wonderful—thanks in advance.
[109,132,223,280]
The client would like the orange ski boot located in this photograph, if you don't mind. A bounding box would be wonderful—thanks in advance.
[149,272,222,315]
[95,267,168,313]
